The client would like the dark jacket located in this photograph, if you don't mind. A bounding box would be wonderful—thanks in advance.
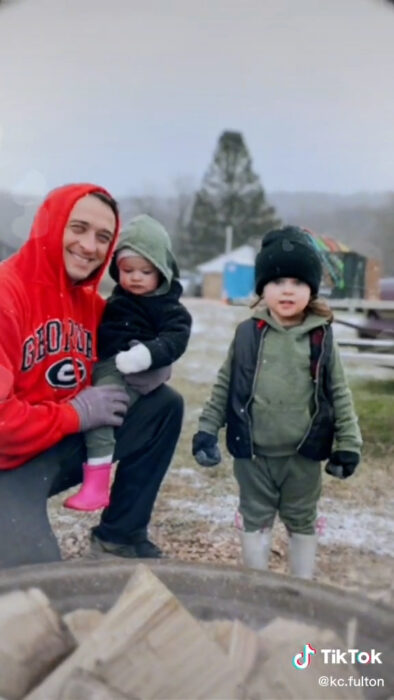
[98,280,192,368]
[226,318,334,460]
[199,309,362,461]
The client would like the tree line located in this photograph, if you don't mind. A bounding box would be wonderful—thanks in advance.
[1,131,393,275]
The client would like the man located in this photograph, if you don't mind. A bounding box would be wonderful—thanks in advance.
[0,183,183,567]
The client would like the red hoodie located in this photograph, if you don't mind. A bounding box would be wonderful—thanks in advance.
[0,184,120,469]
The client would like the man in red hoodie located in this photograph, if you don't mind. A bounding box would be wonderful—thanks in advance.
[0,184,184,567]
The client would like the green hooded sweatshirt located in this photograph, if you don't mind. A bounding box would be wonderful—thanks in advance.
[199,307,362,457]
[109,214,179,295]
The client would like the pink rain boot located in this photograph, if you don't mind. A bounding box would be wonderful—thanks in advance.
[64,463,112,511]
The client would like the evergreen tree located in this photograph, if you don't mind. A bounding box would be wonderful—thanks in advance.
[185,131,280,266]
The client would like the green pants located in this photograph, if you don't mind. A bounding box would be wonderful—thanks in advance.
[85,357,140,459]
[233,453,321,535]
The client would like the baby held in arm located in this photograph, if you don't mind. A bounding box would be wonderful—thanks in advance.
[64,214,192,512]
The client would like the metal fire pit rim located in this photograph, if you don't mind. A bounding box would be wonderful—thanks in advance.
[0,557,392,621]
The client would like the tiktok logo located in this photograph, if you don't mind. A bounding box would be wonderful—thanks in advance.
[292,643,317,670]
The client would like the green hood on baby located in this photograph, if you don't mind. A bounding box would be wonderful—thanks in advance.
[109,214,179,294]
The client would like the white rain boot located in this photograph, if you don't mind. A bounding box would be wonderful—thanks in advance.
[240,529,272,570]
[289,532,317,579]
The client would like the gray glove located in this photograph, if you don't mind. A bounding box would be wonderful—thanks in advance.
[69,385,130,432]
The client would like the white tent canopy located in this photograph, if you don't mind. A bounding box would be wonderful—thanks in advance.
[196,245,256,274]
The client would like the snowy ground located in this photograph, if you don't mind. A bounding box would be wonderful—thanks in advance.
[51,298,394,603]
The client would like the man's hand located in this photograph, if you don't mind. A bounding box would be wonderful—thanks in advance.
[325,450,360,479]
[115,343,152,374]
[192,431,221,467]
[69,385,130,432]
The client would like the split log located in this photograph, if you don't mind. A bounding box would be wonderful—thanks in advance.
[204,619,262,684]
[243,618,365,699]
[0,588,75,700]
[58,669,134,700]
[63,609,104,645]
[28,564,241,700]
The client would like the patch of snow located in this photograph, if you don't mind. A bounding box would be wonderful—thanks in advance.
[167,495,238,525]
[190,319,205,335]
[54,513,79,525]
[319,498,394,556]
[182,369,220,384]
[185,406,203,420]
[167,490,394,558]
[175,468,204,486]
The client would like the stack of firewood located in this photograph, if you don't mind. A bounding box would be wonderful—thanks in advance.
[0,564,365,699]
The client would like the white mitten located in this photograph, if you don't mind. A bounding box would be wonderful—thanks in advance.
[115,343,152,374]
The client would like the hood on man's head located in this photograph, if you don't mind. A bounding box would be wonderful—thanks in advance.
[255,226,323,296]
[16,183,120,290]
[109,214,180,290]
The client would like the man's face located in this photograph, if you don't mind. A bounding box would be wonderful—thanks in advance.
[63,195,116,283]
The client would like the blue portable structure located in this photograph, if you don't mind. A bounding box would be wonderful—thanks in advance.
[223,261,255,301]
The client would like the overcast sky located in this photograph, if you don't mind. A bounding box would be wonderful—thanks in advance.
[0,0,393,199]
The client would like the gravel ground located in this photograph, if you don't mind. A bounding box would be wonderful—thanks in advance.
[50,299,394,605]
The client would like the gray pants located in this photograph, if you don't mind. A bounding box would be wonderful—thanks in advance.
[233,453,321,535]
[85,357,140,459]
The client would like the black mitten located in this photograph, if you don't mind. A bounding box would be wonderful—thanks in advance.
[325,450,360,479]
[192,431,221,467]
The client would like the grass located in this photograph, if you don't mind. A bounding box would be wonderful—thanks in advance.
[351,379,394,456]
